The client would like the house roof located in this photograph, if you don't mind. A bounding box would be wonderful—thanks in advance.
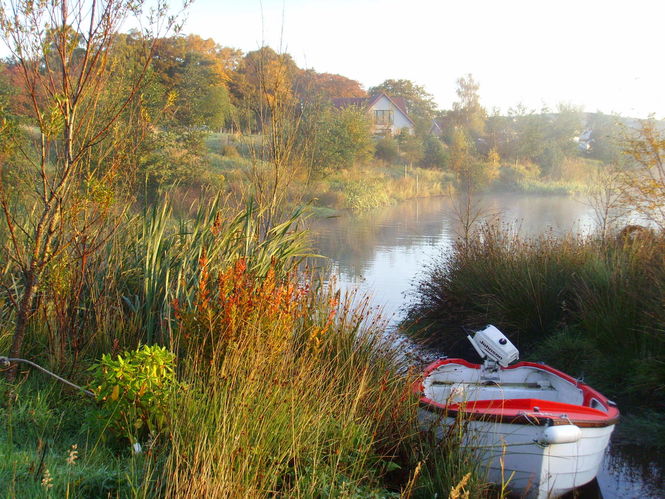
[332,92,415,126]
[331,97,367,109]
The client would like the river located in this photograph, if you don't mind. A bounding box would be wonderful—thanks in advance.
[308,194,664,499]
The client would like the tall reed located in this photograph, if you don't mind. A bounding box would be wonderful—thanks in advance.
[161,261,495,498]
[1,196,497,497]
[406,223,665,407]
[163,263,410,497]
[0,195,311,366]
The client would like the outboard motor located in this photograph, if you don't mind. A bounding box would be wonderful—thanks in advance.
[467,325,519,380]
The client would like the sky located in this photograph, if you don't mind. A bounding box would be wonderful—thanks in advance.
[179,0,665,119]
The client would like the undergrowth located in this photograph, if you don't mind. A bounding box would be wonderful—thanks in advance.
[1,197,497,497]
[405,223,665,416]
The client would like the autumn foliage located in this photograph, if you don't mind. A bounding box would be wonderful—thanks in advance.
[174,256,337,365]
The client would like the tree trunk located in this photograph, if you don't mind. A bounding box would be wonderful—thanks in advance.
[6,277,38,382]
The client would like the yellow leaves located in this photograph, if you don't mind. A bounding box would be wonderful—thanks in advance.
[41,102,64,138]
[165,90,178,111]
[487,147,501,166]
[111,384,120,401]
[620,119,665,228]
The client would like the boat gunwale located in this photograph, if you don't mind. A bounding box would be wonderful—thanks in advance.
[416,358,620,428]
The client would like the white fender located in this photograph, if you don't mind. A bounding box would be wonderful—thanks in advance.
[541,424,582,444]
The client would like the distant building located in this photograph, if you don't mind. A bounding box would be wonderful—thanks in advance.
[429,118,444,137]
[577,128,593,152]
[332,93,415,136]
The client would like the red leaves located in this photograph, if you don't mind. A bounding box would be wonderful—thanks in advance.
[176,257,334,360]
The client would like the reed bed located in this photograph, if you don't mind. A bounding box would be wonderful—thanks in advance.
[406,223,665,409]
[1,197,496,497]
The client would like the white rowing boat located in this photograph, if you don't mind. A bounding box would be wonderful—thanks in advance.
[416,325,619,498]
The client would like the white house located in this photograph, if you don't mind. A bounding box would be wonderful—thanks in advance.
[332,93,415,136]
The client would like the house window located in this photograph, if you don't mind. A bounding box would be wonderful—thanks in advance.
[374,110,394,125]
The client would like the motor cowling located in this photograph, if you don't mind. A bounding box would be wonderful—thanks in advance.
[467,325,519,367]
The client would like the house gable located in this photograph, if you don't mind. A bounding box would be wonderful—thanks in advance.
[332,92,415,135]
[366,94,415,135]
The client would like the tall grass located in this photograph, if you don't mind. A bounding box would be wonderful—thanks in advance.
[1,196,497,497]
[165,273,404,496]
[314,165,451,212]
[0,195,311,364]
[162,264,495,498]
[405,223,665,408]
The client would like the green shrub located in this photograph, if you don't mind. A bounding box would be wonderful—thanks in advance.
[421,136,449,169]
[375,136,400,164]
[89,345,181,443]
[221,144,240,157]
[497,161,541,190]
[343,181,391,211]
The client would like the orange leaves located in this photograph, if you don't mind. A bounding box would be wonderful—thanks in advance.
[175,256,336,362]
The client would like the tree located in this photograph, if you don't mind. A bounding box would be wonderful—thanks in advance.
[537,103,583,178]
[230,46,312,231]
[421,136,449,169]
[374,136,400,164]
[368,79,436,135]
[397,129,423,166]
[449,127,472,176]
[620,118,665,229]
[0,0,183,378]
[310,105,373,172]
[151,35,238,129]
[587,112,623,164]
[449,74,486,138]
[509,104,547,163]
[587,164,626,238]
[296,70,366,100]
[230,46,299,117]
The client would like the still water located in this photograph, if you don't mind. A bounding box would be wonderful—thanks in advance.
[308,194,664,499]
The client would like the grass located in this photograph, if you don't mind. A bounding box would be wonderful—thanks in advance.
[199,132,605,216]
[0,196,498,497]
[166,278,408,497]
[306,165,453,213]
[404,223,665,418]
[491,178,583,195]
[0,378,157,498]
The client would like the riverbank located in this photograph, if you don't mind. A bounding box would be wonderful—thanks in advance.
[0,198,495,498]
[404,224,665,442]
[198,132,593,217]
[309,194,665,496]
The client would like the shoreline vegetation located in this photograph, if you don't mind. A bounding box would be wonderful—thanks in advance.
[1,1,664,496]
[205,132,596,218]
[403,223,665,449]
[0,197,495,498]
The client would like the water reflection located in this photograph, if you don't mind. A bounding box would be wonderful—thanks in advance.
[308,194,595,324]
[307,194,662,499]
[598,445,665,498]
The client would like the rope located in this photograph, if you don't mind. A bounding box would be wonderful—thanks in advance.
[0,356,95,398]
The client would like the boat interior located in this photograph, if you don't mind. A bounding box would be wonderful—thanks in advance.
[424,363,588,407]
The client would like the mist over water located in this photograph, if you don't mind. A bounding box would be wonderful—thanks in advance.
[308,194,663,499]
[310,194,595,324]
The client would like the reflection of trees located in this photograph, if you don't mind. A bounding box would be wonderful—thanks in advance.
[606,443,665,497]
[308,194,596,281]
[307,197,451,278]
